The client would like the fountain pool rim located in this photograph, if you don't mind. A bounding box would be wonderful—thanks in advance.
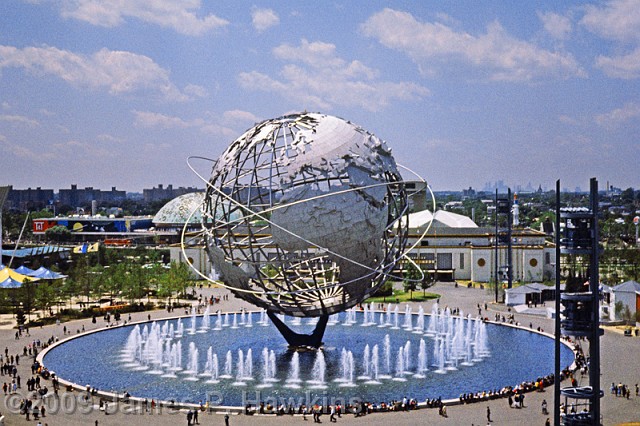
[38,310,578,413]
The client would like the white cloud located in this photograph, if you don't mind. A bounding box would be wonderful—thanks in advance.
[0,114,40,127]
[61,0,228,36]
[252,8,279,32]
[132,110,235,136]
[580,1,640,79]
[558,114,579,125]
[183,84,208,98]
[581,0,640,42]
[538,11,572,40]
[222,109,260,124]
[238,39,429,112]
[361,8,586,82]
[97,133,124,143]
[595,46,640,79]
[595,102,640,128]
[0,45,194,101]
[39,108,55,116]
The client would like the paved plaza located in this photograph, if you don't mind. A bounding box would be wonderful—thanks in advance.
[1,282,638,425]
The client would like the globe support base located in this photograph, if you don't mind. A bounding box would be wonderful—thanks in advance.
[267,312,329,349]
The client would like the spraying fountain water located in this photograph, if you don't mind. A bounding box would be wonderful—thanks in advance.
[220,350,233,379]
[224,313,230,327]
[337,349,355,387]
[414,339,428,378]
[391,305,400,329]
[403,305,413,330]
[364,344,381,384]
[259,309,268,326]
[203,347,220,383]
[285,352,301,389]
[308,351,327,388]
[184,342,199,381]
[199,306,210,333]
[231,313,238,329]
[232,349,246,386]
[393,346,407,381]
[257,347,278,388]
[403,340,412,374]
[214,311,223,331]
[109,308,505,407]
[188,307,197,335]
[379,334,392,379]
[175,318,184,337]
[414,306,425,334]
[425,302,439,336]
[357,344,371,380]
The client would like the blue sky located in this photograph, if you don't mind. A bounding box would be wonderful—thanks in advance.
[1,0,638,192]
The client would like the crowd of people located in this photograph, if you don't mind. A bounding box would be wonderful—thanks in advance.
[610,381,636,399]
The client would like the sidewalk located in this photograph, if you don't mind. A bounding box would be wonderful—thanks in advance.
[0,282,638,425]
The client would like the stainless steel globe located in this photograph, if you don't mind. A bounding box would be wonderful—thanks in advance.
[201,112,408,324]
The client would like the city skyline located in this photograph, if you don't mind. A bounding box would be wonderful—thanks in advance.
[1,1,639,192]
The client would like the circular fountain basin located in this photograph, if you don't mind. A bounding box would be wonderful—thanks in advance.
[42,310,574,407]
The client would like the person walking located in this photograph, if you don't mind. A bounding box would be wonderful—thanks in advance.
[330,404,337,422]
[487,406,492,422]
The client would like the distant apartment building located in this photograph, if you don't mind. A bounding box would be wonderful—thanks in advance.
[143,184,201,202]
[58,184,126,208]
[6,186,55,211]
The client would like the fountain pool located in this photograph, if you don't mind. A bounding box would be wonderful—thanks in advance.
[42,306,574,407]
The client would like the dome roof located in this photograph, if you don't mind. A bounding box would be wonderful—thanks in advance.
[153,192,204,225]
[405,209,478,228]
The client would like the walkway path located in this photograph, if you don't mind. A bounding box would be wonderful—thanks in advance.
[1,282,638,425]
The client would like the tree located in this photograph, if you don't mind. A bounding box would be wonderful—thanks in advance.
[166,261,193,299]
[34,280,58,315]
[620,187,635,204]
[15,309,26,326]
[420,272,435,296]
[403,261,422,300]
[45,225,72,242]
[372,280,393,300]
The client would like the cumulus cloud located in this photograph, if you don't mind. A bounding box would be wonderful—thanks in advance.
[97,133,124,143]
[596,47,640,79]
[222,109,260,124]
[361,8,585,81]
[0,137,47,161]
[538,11,572,40]
[60,0,228,36]
[132,110,235,137]
[595,102,640,128]
[580,1,640,79]
[581,0,640,42]
[252,8,279,32]
[0,114,40,127]
[0,45,195,101]
[238,39,429,111]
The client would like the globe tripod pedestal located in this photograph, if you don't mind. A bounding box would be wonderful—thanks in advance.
[267,312,329,349]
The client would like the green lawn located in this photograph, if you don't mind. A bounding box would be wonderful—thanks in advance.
[365,289,440,304]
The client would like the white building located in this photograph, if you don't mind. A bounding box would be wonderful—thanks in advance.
[404,209,555,283]
[610,280,640,321]
[171,206,555,284]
